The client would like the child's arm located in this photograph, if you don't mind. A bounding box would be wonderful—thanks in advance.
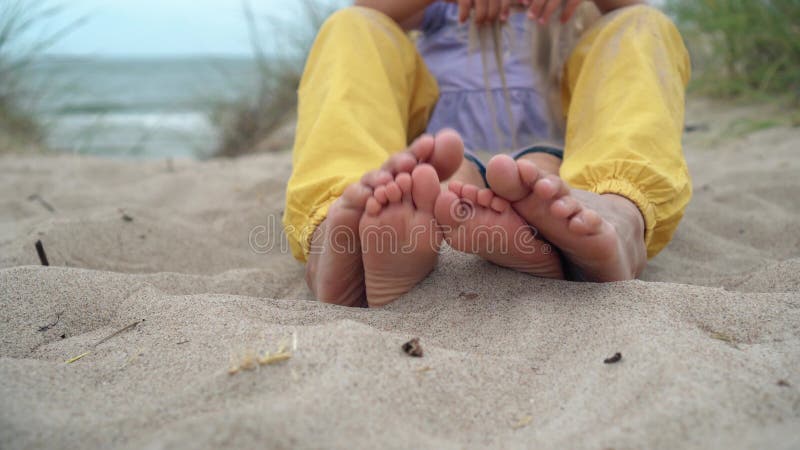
[528,0,643,24]
[592,0,643,14]
[354,0,437,29]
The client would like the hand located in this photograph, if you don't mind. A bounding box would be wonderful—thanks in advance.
[445,0,514,24]
[525,0,585,24]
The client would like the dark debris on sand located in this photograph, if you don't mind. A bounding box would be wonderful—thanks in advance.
[402,338,424,357]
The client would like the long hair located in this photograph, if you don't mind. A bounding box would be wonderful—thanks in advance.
[468,3,600,151]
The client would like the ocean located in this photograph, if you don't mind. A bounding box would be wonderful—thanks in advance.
[28,56,264,159]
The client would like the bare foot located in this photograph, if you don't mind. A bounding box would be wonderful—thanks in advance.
[433,180,564,278]
[486,154,647,281]
[360,165,443,306]
[305,129,465,307]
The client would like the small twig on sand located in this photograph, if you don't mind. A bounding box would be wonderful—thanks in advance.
[117,208,134,222]
[38,311,64,332]
[93,319,145,348]
[28,194,55,213]
[65,319,145,364]
[684,123,709,133]
[35,240,49,266]
[708,331,735,344]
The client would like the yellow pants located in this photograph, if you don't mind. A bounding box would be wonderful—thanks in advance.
[284,5,691,262]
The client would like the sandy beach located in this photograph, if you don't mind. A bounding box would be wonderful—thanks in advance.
[1,98,799,449]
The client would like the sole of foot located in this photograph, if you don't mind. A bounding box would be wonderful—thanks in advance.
[434,180,564,278]
[305,129,465,307]
[360,164,443,307]
[486,154,647,282]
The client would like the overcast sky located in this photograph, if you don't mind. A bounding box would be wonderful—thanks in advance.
[33,0,347,57]
[31,0,666,57]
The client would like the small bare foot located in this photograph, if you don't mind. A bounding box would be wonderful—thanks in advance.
[486,154,647,281]
[360,165,443,307]
[305,130,465,307]
[380,129,465,181]
[306,169,391,307]
[433,181,564,278]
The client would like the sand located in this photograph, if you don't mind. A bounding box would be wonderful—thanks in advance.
[1,99,799,449]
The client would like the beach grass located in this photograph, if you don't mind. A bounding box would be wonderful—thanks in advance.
[209,0,342,158]
[665,0,800,106]
[0,1,85,152]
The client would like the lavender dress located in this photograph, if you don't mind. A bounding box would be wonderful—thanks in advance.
[417,2,560,154]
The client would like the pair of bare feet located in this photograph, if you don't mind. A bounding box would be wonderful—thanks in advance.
[305,129,647,308]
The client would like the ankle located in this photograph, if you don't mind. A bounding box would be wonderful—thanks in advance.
[603,194,644,234]
[602,193,647,277]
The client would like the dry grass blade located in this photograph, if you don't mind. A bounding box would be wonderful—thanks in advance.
[209,0,343,157]
[228,334,296,376]
[511,415,533,430]
[1,1,86,152]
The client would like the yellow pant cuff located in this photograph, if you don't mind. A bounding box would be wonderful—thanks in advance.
[285,194,339,263]
[588,178,657,250]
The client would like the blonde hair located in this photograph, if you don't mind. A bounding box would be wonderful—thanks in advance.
[468,3,600,151]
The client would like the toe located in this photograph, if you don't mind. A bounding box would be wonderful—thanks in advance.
[411,164,441,212]
[534,175,569,200]
[477,188,494,208]
[550,195,581,219]
[396,173,413,203]
[448,180,464,195]
[385,181,402,203]
[461,184,479,203]
[489,196,510,213]
[361,170,392,188]
[486,154,529,201]
[365,197,382,216]
[433,190,461,228]
[516,159,541,186]
[568,209,604,235]
[408,134,435,165]
[373,186,388,205]
[382,152,417,175]
[339,182,373,212]
[428,129,465,181]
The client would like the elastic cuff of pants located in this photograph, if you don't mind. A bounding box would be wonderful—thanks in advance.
[588,178,656,248]
[285,193,339,263]
[302,196,339,260]
[512,145,564,161]
[463,151,488,187]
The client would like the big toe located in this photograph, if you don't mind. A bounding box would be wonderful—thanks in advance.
[427,129,465,181]
[486,154,529,202]
[411,164,441,212]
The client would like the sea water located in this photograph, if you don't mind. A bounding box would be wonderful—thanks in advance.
[27,56,261,159]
